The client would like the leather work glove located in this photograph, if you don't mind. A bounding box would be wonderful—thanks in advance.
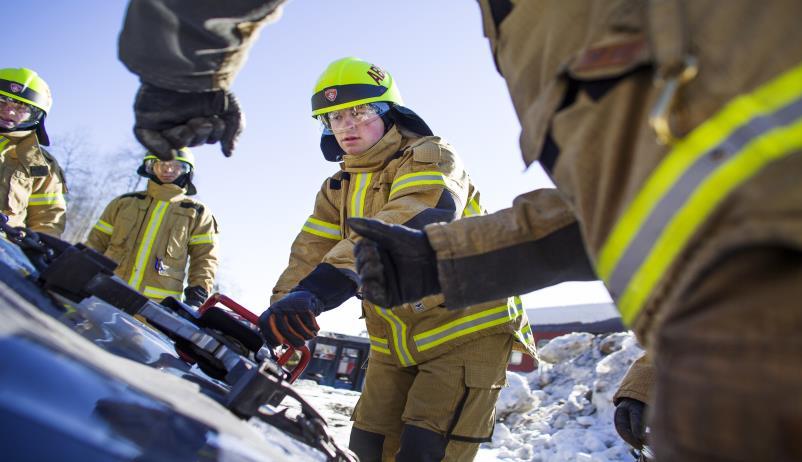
[133,82,244,160]
[183,285,208,307]
[348,217,441,308]
[614,398,648,450]
[259,263,358,348]
[258,290,322,348]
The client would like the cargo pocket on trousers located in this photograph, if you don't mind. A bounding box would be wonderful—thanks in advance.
[447,360,507,442]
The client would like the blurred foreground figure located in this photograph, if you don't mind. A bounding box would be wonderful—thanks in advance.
[119,1,802,460]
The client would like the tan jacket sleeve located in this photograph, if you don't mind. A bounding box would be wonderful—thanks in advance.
[271,179,342,304]
[324,140,470,272]
[119,0,285,91]
[614,353,655,405]
[85,199,120,253]
[424,188,598,309]
[186,206,220,293]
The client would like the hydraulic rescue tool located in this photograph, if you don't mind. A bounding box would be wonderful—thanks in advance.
[0,214,356,462]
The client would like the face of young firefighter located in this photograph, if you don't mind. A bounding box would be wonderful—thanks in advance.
[152,159,189,183]
[327,104,387,155]
[0,95,39,130]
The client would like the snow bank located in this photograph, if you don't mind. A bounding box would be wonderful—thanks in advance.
[291,332,645,462]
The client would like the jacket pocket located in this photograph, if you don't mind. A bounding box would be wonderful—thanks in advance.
[164,209,194,261]
[5,170,32,215]
[542,35,654,177]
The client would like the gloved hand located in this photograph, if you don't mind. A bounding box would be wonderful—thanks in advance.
[348,217,441,308]
[258,290,322,348]
[133,82,244,160]
[183,285,208,307]
[614,398,648,450]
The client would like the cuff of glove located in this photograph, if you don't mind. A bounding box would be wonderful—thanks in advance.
[295,263,358,313]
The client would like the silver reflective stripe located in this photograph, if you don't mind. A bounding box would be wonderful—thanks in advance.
[608,95,802,299]
[414,309,512,350]
[375,306,414,366]
[350,173,373,218]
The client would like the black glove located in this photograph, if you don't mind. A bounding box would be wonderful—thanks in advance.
[183,285,208,307]
[259,290,322,348]
[133,82,244,159]
[259,263,357,348]
[348,217,440,308]
[614,398,648,450]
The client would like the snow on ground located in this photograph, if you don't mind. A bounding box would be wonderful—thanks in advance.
[290,331,645,462]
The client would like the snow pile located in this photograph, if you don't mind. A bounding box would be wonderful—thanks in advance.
[479,332,644,462]
[291,331,644,462]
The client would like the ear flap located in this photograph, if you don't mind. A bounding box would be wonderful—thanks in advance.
[320,134,346,162]
[35,117,50,146]
[387,105,433,137]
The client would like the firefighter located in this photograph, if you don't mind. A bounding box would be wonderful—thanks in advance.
[117,1,802,460]
[0,68,67,237]
[613,355,652,452]
[85,148,218,306]
[258,57,537,462]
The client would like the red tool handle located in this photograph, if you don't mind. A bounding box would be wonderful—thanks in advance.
[199,292,311,382]
[198,293,259,324]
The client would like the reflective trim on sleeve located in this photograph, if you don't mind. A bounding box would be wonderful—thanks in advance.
[369,335,391,355]
[597,61,802,325]
[462,196,484,217]
[93,219,114,236]
[373,305,415,366]
[389,171,446,199]
[188,233,215,245]
[128,201,169,291]
[0,136,9,150]
[143,285,183,300]
[301,216,342,240]
[28,192,66,206]
[413,298,523,352]
[349,172,373,218]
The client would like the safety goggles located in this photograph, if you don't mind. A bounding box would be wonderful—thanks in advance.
[144,159,192,176]
[317,102,389,135]
[0,94,43,130]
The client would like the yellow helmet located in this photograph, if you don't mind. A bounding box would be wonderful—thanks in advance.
[0,68,53,144]
[139,147,197,195]
[311,57,403,117]
[0,68,52,114]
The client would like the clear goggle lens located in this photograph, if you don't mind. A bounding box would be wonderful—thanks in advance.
[0,94,43,130]
[144,159,192,176]
[317,102,389,135]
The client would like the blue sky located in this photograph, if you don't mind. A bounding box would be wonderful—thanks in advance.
[8,0,611,334]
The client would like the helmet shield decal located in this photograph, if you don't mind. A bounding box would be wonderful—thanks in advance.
[311,84,388,114]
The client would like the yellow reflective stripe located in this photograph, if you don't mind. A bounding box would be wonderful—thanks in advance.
[143,285,182,300]
[301,216,342,240]
[389,171,446,199]
[93,219,113,235]
[598,61,802,324]
[349,172,373,218]
[413,299,522,352]
[0,136,9,150]
[619,118,802,323]
[128,201,169,291]
[369,335,390,354]
[188,233,215,245]
[462,196,483,217]
[28,192,65,206]
[373,305,415,366]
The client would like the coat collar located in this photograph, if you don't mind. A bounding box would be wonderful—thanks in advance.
[147,180,186,202]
